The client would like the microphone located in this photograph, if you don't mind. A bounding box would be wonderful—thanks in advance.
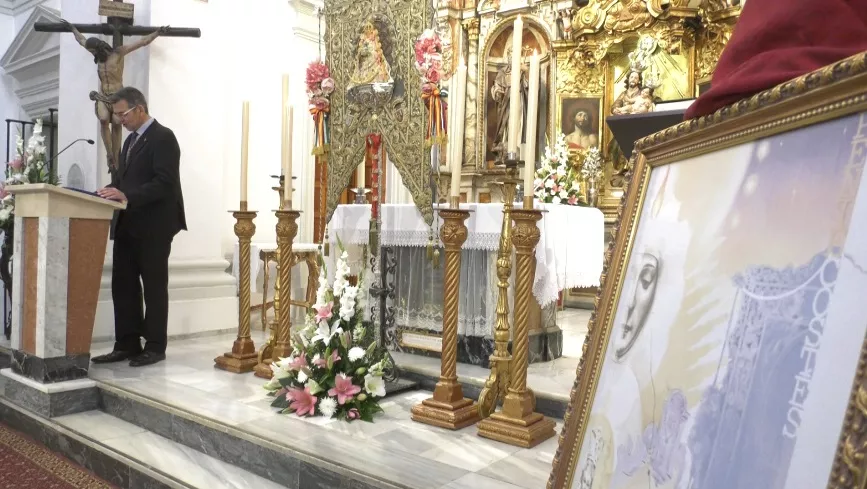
[45,138,95,169]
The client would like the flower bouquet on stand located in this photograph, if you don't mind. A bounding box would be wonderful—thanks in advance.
[264,248,390,422]
[306,60,335,156]
[533,133,583,205]
[414,29,446,148]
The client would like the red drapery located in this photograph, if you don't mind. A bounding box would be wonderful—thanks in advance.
[686,0,867,120]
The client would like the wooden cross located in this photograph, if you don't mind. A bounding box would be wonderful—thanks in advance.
[33,0,201,50]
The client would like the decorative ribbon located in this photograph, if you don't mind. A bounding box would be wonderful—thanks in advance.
[310,106,331,156]
[422,86,447,148]
[367,133,382,221]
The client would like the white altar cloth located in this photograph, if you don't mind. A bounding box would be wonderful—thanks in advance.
[327,203,604,306]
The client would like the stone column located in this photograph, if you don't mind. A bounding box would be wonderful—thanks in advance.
[463,18,480,170]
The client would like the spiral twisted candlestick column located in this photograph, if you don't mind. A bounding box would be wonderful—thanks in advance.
[478,207,555,448]
[274,209,301,360]
[411,202,481,430]
[215,207,258,373]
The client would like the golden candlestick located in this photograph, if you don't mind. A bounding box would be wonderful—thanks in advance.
[476,161,519,419]
[254,183,287,378]
[478,207,556,448]
[411,201,481,430]
[215,205,258,373]
[274,209,301,360]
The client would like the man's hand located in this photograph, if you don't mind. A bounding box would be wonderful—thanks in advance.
[97,187,127,202]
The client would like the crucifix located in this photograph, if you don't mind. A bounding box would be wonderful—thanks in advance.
[34,0,200,174]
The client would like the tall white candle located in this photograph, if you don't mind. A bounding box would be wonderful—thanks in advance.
[240,101,250,204]
[283,106,293,204]
[281,74,290,183]
[356,160,366,188]
[507,15,523,155]
[446,75,456,169]
[450,59,467,199]
[524,50,540,197]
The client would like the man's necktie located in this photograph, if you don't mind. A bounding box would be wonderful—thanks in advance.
[126,132,139,160]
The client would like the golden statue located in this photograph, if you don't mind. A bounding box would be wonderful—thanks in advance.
[611,36,662,115]
[348,19,393,91]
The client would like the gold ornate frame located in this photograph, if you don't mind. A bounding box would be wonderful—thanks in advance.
[547,51,867,489]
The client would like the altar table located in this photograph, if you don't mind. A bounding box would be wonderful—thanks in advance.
[328,203,604,366]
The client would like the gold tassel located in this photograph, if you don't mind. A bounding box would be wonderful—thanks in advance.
[432,248,440,269]
[324,242,330,257]
[426,241,433,260]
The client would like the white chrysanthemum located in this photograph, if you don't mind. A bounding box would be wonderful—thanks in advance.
[559,189,568,199]
[364,374,386,397]
[297,369,308,383]
[553,196,562,205]
[319,397,337,417]
[348,346,366,362]
[544,179,554,189]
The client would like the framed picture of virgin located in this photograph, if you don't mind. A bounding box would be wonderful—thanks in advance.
[547,51,867,489]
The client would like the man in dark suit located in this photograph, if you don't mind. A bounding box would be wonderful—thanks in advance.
[93,86,186,367]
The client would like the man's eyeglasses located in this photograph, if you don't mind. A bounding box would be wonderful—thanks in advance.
[112,105,138,122]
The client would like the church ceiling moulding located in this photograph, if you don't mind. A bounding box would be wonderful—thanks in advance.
[324,0,433,226]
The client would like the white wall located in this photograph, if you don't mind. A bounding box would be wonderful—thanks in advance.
[0,12,22,161]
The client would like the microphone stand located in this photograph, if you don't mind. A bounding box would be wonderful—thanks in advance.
[44,138,94,180]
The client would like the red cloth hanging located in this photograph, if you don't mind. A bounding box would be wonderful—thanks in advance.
[685,0,867,120]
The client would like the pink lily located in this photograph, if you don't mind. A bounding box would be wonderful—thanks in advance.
[328,373,361,405]
[314,302,334,323]
[286,387,318,416]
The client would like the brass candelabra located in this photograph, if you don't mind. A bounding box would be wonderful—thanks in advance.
[254,182,287,379]
[215,202,258,373]
[411,196,481,430]
[478,157,556,448]
[476,157,519,418]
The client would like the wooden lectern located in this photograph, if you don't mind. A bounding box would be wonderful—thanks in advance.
[1,184,124,417]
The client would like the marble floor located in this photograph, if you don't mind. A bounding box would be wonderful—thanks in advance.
[74,309,591,489]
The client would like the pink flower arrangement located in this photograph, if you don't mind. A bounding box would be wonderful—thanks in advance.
[264,246,388,422]
[306,60,334,111]
[534,133,584,206]
[414,29,444,91]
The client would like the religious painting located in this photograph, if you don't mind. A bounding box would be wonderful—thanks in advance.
[548,53,867,489]
[480,18,551,166]
[559,97,601,152]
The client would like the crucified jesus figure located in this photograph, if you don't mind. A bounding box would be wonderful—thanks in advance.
[61,19,169,171]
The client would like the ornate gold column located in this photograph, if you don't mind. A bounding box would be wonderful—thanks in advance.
[255,185,285,379]
[476,162,518,418]
[273,209,301,360]
[477,206,556,448]
[215,205,258,373]
[411,198,481,430]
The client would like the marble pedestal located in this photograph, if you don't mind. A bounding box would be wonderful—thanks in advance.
[3,184,123,416]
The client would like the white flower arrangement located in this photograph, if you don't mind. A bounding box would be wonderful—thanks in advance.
[1,119,58,233]
[264,246,387,422]
[580,146,604,182]
[533,133,582,205]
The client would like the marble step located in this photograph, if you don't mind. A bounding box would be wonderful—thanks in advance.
[0,398,193,489]
[52,410,289,489]
[95,383,471,489]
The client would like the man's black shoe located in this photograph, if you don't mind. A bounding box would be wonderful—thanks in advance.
[129,352,166,367]
[92,351,139,364]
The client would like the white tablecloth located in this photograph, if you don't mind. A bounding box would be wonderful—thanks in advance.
[327,203,604,306]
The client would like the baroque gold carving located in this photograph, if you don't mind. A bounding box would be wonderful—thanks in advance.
[324,0,433,227]
[557,46,606,96]
[696,21,734,81]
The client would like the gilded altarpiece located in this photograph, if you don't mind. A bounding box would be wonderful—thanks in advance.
[433,0,740,215]
[324,0,434,225]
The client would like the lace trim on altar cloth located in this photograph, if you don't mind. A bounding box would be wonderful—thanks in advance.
[394,305,492,337]
[334,229,502,251]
